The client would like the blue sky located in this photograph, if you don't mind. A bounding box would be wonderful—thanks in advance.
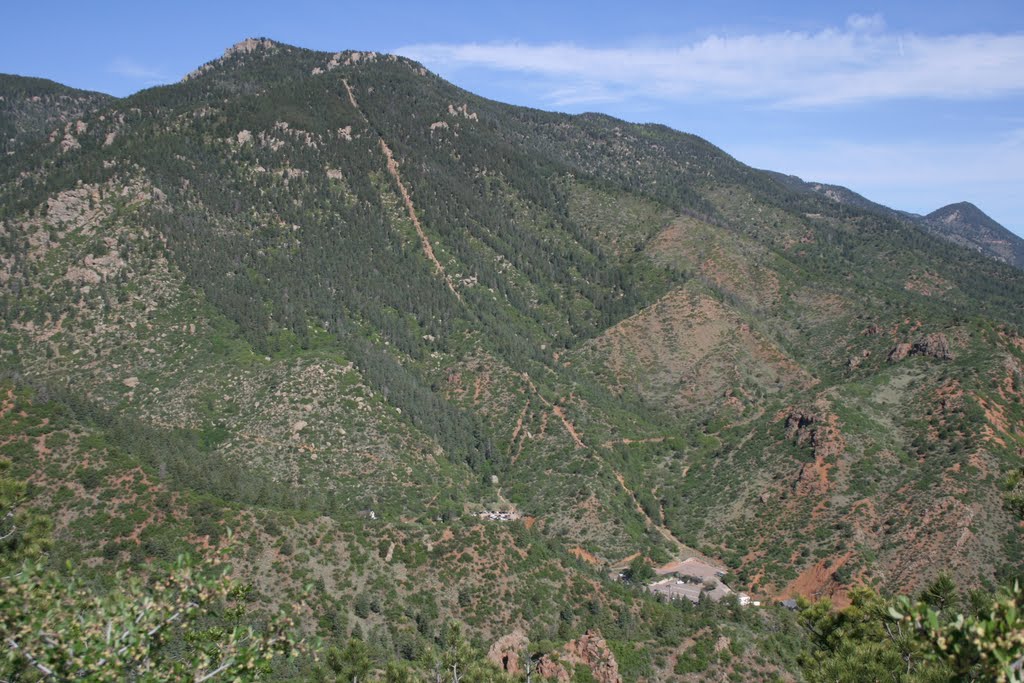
[4,1,1024,235]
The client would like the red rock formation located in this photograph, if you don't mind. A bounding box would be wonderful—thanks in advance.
[532,630,621,683]
[488,629,529,676]
[784,408,844,495]
[784,410,816,445]
[785,410,845,460]
[811,420,846,459]
[913,333,953,360]
[889,333,953,363]
[560,630,622,683]
[535,656,569,682]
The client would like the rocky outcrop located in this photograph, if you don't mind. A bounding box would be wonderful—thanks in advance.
[560,630,621,683]
[913,333,953,360]
[528,630,621,683]
[488,629,529,676]
[785,409,843,458]
[535,656,570,682]
[847,349,870,369]
[888,343,913,363]
[889,333,953,363]
[784,407,844,495]
[784,410,817,446]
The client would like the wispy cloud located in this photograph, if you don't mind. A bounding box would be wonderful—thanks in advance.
[108,57,168,84]
[397,17,1024,109]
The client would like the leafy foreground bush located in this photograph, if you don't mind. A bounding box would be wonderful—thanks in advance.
[891,581,1024,682]
[800,581,1024,682]
[1,554,298,681]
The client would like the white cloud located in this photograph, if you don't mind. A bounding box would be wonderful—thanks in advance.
[397,17,1024,109]
[846,13,886,33]
[108,58,168,83]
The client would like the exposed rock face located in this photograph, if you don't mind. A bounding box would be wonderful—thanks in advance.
[784,410,817,446]
[224,38,276,57]
[847,349,870,369]
[889,333,953,362]
[529,630,620,683]
[811,420,845,460]
[487,629,529,676]
[786,409,844,456]
[535,656,569,682]
[183,38,278,81]
[913,333,953,360]
[888,343,913,363]
[560,630,621,683]
[784,407,845,495]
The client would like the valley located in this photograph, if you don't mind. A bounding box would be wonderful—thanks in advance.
[1,39,1023,681]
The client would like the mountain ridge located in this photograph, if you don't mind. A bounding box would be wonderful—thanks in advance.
[2,37,1023,680]
[8,35,1021,262]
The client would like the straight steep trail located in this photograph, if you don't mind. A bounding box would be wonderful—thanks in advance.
[342,78,461,301]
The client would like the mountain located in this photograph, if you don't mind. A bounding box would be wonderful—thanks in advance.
[923,201,1024,269]
[2,38,1023,679]
[768,171,1024,270]
[0,73,113,155]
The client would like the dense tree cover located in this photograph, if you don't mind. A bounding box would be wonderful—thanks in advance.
[3,41,1024,681]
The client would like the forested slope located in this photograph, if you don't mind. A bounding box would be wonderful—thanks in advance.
[2,37,1023,681]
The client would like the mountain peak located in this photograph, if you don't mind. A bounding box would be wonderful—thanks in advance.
[224,37,280,57]
[928,200,988,225]
[182,37,282,82]
[925,201,1024,268]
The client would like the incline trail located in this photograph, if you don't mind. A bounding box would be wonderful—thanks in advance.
[342,79,461,301]
[520,373,586,449]
[613,471,712,564]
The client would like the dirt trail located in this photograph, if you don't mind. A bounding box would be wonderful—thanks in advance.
[520,373,587,449]
[601,436,665,449]
[341,79,360,110]
[552,405,585,449]
[508,400,530,464]
[613,471,710,563]
[342,79,461,301]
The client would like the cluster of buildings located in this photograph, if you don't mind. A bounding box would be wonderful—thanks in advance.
[478,509,521,521]
[644,557,759,606]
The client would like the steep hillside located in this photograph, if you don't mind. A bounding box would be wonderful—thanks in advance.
[2,37,1024,680]
[768,171,1024,271]
[0,74,113,155]
[924,201,1024,269]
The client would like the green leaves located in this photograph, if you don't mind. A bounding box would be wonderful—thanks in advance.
[811,581,1024,682]
[1,554,299,681]
[897,580,1024,682]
